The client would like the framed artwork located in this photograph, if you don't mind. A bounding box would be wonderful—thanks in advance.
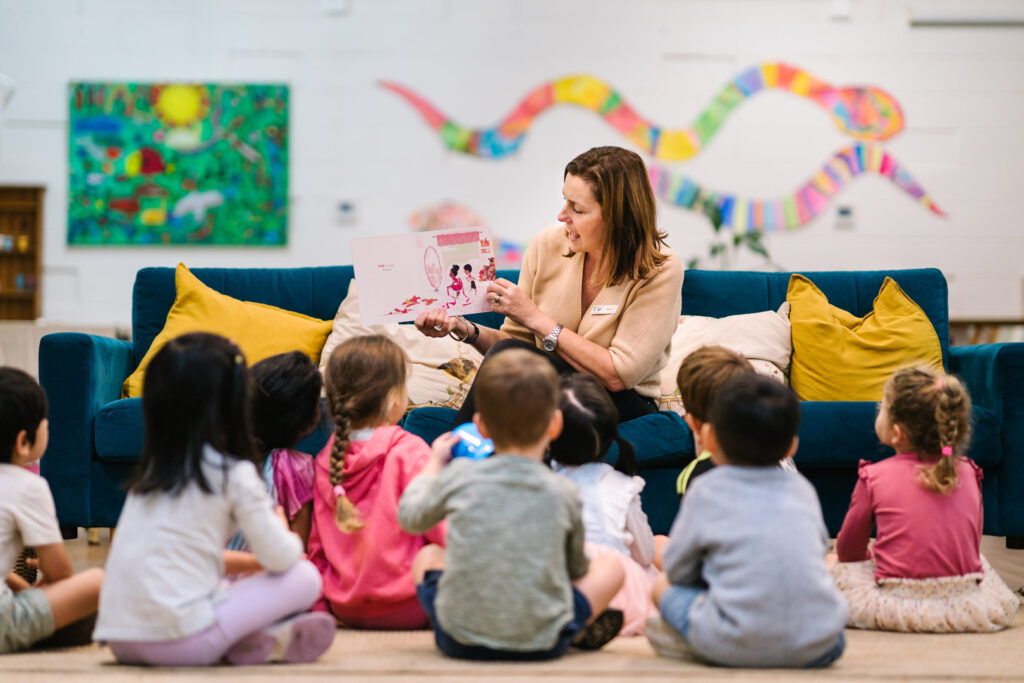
[68,82,289,245]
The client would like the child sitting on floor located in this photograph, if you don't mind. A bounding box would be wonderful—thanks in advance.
[1,367,104,654]
[675,346,794,498]
[93,333,334,666]
[550,373,663,636]
[398,350,626,660]
[830,366,1018,632]
[306,335,446,629]
[647,374,847,668]
[227,351,322,560]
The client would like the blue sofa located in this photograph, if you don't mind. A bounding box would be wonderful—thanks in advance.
[39,266,1024,548]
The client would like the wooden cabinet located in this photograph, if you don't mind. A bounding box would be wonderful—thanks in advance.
[0,186,43,320]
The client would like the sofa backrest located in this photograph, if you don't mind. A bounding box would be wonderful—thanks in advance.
[131,266,517,366]
[680,269,951,369]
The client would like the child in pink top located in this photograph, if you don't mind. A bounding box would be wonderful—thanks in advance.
[307,335,446,629]
[830,366,1018,633]
[226,352,322,563]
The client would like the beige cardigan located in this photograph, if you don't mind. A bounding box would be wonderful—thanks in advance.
[501,225,683,398]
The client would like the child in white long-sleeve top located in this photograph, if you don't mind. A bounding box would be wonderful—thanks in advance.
[93,333,335,666]
[398,350,626,660]
[550,373,663,636]
[1,368,104,653]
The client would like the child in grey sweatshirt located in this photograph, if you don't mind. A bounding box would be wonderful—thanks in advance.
[647,374,847,668]
[398,349,625,660]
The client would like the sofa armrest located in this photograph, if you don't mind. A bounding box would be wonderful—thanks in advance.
[38,333,135,530]
[950,342,1024,540]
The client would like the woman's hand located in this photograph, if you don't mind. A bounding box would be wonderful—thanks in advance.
[414,308,466,339]
[485,278,543,330]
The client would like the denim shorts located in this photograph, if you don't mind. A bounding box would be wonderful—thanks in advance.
[658,584,704,639]
[416,570,591,660]
[0,587,55,653]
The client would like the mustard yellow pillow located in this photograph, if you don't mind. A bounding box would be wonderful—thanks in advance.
[788,274,943,401]
[122,264,334,397]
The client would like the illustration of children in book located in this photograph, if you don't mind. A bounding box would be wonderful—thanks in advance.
[446,264,470,306]
[462,264,477,298]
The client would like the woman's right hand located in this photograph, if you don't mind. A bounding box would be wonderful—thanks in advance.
[414,308,465,339]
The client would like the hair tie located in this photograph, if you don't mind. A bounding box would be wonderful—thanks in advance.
[941,446,953,457]
[234,354,244,365]
[333,484,346,498]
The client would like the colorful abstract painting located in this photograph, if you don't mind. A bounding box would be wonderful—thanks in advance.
[381,63,944,230]
[68,82,288,245]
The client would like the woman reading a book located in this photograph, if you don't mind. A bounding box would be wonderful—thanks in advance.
[414,146,683,423]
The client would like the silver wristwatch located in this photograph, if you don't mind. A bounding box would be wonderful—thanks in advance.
[541,323,563,352]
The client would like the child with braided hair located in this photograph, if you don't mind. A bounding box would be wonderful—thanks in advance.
[306,335,446,629]
[830,365,1019,632]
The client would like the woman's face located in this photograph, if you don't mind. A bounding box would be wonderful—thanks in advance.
[558,173,606,256]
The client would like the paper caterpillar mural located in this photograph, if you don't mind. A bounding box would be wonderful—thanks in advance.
[380,63,944,231]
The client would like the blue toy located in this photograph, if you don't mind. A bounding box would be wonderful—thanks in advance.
[451,422,494,460]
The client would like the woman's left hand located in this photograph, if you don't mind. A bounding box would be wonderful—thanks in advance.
[485,278,540,328]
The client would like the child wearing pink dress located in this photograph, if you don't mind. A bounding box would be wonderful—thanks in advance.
[227,352,322,557]
[831,366,1018,633]
[550,374,664,636]
[307,335,446,629]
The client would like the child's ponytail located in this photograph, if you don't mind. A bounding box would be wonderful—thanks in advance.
[884,367,971,496]
[611,435,637,477]
[323,334,408,533]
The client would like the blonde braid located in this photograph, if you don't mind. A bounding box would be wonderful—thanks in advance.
[924,375,970,495]
[328,393,364,533]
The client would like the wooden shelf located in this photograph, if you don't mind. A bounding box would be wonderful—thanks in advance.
[0,186,43,320]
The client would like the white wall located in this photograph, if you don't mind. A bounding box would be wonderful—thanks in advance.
[0,0,1022,326]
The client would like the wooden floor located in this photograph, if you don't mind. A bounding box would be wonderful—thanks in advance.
[1,530,1020,681]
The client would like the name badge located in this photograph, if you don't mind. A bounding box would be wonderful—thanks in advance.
[591,304,618,315]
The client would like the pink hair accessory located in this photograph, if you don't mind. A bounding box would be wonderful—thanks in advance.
[333,484,346,498]
[941,446,953,457]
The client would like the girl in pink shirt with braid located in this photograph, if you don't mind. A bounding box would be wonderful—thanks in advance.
[830,366,1018,633]
[307,335,446,630]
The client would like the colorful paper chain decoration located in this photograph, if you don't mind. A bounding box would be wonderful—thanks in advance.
[379,64,905,161]
[381,64,944,227]
[649,142,944,232]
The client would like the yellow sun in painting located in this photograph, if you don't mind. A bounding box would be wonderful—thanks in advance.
[152,85,210,128]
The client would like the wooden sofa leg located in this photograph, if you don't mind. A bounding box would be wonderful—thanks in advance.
[86,527,102,546]
[1006,536,1024,550]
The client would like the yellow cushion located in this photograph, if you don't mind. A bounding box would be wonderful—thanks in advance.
[122,263,334,397]
[788,274,943,401]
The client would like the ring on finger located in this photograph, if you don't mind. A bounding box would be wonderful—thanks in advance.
[432,323,444,331]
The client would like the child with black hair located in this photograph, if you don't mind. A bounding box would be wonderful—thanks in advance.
[93,333,334,666]
[227,351,322,556]
[1,367,104,653]
[647,374,847,668]
[550,373,661,636]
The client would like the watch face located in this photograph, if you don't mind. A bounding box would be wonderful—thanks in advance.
[542,338,556,351]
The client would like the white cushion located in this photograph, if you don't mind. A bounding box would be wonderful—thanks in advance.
[657,303,792,415]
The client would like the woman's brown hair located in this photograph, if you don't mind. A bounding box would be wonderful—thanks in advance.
[884,366,971,495]
[564,146,668,286]
[324,334,407,531]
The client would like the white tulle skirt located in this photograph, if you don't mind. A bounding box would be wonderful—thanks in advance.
[831,555,1019,633]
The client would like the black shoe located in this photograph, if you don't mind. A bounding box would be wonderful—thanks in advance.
[572,609,624,650]
[13,547,37,585]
